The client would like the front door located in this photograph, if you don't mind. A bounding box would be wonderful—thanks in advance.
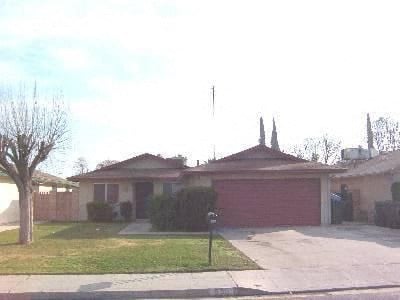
[135,182,153,219]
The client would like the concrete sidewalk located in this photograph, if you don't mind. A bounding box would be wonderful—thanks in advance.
[0,223,18,233]
[2,265,400,299]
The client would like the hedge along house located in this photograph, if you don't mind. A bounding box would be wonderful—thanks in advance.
[68,153,186,221]
[183,145,345,227]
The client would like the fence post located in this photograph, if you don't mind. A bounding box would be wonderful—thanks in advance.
[72,189,79,221]
[49,191,57,221]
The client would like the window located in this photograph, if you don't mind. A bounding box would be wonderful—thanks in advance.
[94,184,106,203]
[93,183,119,203]
[163,182,183,196]
[163,183,173,195]
[107,184,119,204]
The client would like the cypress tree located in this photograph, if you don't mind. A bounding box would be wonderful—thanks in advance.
[367,113,374,149]
[271,118,280,151]
[259,117,266,145]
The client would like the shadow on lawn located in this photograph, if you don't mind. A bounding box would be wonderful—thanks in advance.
[42,222,213,240]
[41,222,125,240]
[0,242,19,247]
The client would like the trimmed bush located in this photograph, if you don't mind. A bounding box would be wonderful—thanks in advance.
[120,201,133,221]
[87,202,113,222]
[391,182,400,201]
[149,194,178,231]
[375,201,400,228]
[148,187,217,231]
[176,187,217,231]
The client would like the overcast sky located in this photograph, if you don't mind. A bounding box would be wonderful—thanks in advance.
[1,0,400,176]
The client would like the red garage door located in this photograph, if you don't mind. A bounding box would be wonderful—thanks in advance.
[214,179,321,227]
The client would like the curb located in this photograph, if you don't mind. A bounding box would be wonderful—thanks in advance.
[3,284,400,299]
[0,287,264,300]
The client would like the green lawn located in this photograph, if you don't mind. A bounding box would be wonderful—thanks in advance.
[0,222,258,274]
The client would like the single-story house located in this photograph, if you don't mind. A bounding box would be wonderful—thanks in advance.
[68,153,186,220]
[182,144,344,227]
[69,145,344,227]
[0,169,77,224]
[331,150,400,223]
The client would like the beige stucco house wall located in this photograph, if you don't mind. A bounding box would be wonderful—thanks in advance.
[78,179,165,220]
[331,174,393,222]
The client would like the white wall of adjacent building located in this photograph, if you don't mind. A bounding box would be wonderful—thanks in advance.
[0,178,58,224]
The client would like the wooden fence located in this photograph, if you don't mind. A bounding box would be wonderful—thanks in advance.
[33,190,79,221]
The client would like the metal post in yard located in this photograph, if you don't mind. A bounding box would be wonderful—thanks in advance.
[208,226,213,265]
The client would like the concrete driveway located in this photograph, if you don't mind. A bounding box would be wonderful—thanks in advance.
[220,224,400,272]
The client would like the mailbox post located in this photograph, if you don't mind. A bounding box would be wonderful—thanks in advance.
[207,212,218,265]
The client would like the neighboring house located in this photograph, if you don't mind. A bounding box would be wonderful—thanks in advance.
[69,145,344,227]
[0,169,76,224]
[68,153,186,220]
[331,150,400,223]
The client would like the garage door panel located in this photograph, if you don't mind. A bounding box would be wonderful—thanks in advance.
[214,179,321,227]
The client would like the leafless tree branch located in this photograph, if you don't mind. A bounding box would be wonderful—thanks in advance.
[0,84,69,244]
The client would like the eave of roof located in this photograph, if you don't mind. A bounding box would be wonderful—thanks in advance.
[333,150,400,179]
[67,168,183,182]
[183,165,346,175]
[0,168,77,187]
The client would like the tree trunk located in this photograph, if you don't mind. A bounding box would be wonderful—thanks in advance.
[29,193,34,241]
[18,183,33,245]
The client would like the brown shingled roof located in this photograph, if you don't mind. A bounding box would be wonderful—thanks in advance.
[100,153,185,170]
[184,144,345,175]
[218,144,306,162]
[67,153,186,182]
[334,150,400,178]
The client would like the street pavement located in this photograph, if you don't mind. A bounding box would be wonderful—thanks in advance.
[1,267,400,299]
[214,287,400,300]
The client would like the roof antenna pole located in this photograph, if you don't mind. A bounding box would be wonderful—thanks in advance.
[212,85,216,160]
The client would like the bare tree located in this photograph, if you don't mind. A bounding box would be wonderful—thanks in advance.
[96,159,119,170]
[291,135,341,164]
[0,85,68,245]
[73,157,89,174]
[304,137,321,162]
[320,134,342,164]
[291,145,305,159]
[372,116,400,152]
[289,138,319,160]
